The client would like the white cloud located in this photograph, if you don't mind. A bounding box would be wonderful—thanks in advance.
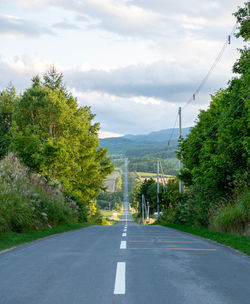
[73,89,206,134]
[13,0,162,35]
[0,14,54,37]
[99,130,123,138]
[65,59,235,104]
[1,0,246,135]
[0,56,60,91]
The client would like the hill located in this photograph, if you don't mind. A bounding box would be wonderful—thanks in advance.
[100,127,190,157]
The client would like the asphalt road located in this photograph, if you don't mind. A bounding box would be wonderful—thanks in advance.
[0,159,250,303]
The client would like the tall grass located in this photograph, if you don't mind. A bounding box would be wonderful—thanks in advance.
[210,189,250,234]
[0,153,79,233]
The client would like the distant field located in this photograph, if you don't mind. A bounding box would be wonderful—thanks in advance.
[104,167,123,192]
[137,172,173,178]
[136,172,175,182]
[104,180,116,192]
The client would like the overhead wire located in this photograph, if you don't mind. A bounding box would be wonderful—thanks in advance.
[183,23,238,109]
[160,23,240,178]
[159,112,179,178]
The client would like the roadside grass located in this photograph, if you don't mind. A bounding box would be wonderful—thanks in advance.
[100,210,114,217]
[158,222,250,256]
[132,213,139,222]
[0,223,93,252]
[100,210,121,225]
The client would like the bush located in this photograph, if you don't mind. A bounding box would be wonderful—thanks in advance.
[210,189,250,234]
[0,153,79,233]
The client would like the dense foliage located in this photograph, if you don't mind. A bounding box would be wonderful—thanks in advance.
[100,128,190,174]
[130,176,179,217]
[131,3,250,234]
[97,173,123,211]
[0,153,80,233]
[0,67,113,231]
[0,85,16,159]
[129,156,178,175]
[166,3,250,232]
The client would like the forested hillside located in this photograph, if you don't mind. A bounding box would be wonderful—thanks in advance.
[0,68,113,232]
[100,127,190,174]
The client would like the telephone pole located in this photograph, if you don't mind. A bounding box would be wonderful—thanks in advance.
[178,107,183,193]
[142,194,145,224]
[157,158,160,220]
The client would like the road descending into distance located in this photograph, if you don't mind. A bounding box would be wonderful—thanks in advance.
[0,158,250,304]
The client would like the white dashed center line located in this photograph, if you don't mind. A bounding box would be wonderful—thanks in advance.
[114,262,126,294]
[120,241,127,249]
[122,233,127,237]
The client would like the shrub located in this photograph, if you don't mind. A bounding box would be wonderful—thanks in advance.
[0,153,79,233]
[210,189,250,234]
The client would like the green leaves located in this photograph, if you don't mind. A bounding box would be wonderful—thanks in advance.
[233,2,250,41]
[176,3,250,226]
[4,67,113,218]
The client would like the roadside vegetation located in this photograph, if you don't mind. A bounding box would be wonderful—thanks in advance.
[159,223,250,256]
[0,67,114,249]
[130,3,250,251]
[0,223,92,252]
[97,162,124,213]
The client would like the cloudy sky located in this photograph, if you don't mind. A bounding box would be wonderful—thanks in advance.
[0,0,245,137]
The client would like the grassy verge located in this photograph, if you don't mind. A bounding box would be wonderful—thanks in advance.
[0,223,92,252]
[132,213,139,222]
[158,222,250,256]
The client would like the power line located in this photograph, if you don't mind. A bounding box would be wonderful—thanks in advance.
[162,24,239,177]
[166,112,179,149]
[183,23,238,109]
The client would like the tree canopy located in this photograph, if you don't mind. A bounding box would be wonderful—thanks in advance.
[175,2,250,225]
[1,68,114,217]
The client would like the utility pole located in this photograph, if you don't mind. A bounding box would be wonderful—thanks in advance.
[142,194,145,224]
[178,107,183,193]
[146,201,150,223]
[157,158,160,220]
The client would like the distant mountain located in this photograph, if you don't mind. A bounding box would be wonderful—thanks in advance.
[100,127,191,157]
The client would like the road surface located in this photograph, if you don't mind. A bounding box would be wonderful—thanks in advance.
[0,159,250,304]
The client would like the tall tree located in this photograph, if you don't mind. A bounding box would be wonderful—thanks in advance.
[178,2,250,213]
[0,84,17,159]
[10,68,113,213]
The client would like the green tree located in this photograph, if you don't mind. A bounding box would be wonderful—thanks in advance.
[177,2,250,226]
[0,84,17,159]
[10,68,113,215]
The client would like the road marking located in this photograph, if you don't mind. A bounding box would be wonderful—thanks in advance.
[114,262,126,294]
[128,241,200,243]
[128,235,189,238]
[120,241,127,249]
[129,248,216,251]
[128,234,186,236]
[122,233,127,237]
[123,229,127,232]
[159,241,200,243]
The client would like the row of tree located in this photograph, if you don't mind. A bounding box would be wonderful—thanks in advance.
[128,156,178,175]
[131,3,249,232]
[0,67,114,219]
[177,2,249,227]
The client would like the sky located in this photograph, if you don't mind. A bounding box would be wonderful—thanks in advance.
[0,0,246,138]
